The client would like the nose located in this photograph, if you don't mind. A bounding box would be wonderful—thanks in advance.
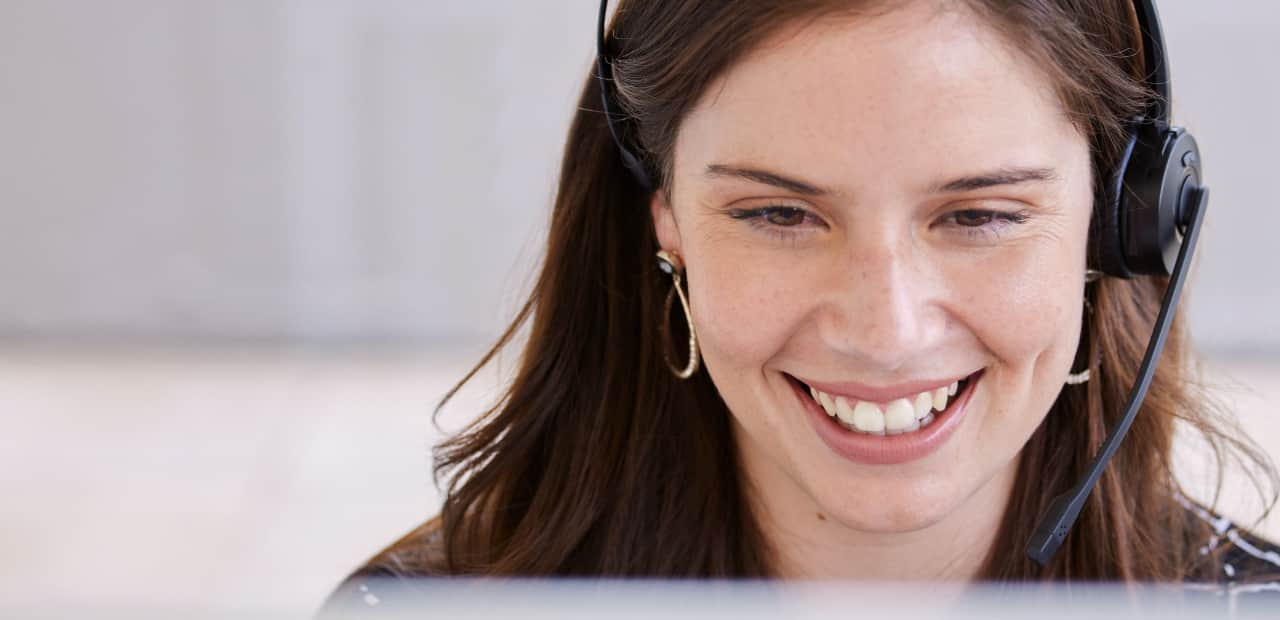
[817,234,941,371]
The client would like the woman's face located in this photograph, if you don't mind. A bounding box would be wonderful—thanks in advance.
[652,3,1093,543]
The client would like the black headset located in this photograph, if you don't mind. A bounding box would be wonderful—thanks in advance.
[596,0,1209,567]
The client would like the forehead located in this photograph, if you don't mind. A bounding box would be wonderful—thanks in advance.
[675,2,1080,193]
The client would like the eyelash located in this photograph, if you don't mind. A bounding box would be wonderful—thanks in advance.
[728,206,819,241]
[728,205,1031,241]
[938,208,1031,240]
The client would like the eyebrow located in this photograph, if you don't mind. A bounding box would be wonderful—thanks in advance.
[704,164,830,196]
[934,166,1060,193]
[705,163,1060,197]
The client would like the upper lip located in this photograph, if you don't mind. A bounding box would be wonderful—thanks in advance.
[795,370,979,404]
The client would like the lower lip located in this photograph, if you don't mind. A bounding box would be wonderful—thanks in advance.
[791,371,981,466]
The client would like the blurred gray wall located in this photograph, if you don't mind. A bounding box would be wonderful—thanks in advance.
[1,1,1277,352]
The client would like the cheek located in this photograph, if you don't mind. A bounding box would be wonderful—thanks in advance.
[683,245,814,373]
[957,208,1092,375]
[967,254,1074,362]
[958,236,1087,425]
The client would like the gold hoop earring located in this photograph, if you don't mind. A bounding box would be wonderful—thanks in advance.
[656,250,699,379]
[1066,294,1095,386]
[1065,367,1091,385]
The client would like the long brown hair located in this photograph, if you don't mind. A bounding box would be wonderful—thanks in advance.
[378,0,1277,580]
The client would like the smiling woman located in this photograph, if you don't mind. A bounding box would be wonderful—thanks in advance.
[328,0,1278,607]
[648,3,1103,573]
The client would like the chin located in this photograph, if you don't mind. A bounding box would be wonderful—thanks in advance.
[814,476,966,533]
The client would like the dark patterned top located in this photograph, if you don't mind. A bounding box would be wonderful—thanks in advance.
[319,505,1280,618]
[1176,495,1280,612]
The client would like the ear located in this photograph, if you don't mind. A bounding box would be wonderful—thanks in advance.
[650,189,682,255]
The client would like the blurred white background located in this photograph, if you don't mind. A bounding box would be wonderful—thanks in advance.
[1,1,1278,616]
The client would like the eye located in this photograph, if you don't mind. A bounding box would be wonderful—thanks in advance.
[727,205,825,241]
[939,207,1030,239]
[761,207,807,226]
[952,209,996,227]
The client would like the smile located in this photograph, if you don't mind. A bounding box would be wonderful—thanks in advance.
[786,370,984,465]
[801,374,977,435]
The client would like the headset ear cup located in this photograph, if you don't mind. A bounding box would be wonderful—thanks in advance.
[1121,124,1202,277]
[1098,120,1203,279]
[1096,130,1141,279]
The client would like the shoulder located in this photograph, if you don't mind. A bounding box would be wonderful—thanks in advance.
[354,517,449,578]
[1179,496,1280,606]
[318,518,449,617]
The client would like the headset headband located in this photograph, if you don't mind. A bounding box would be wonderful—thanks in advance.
[596,0,653,192]
[1132,0,1171,124]
[596,0,1174,190]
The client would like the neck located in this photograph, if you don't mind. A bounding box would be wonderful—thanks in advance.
[743,444,1018,581]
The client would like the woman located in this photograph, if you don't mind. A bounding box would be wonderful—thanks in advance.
[331,0,1279,604]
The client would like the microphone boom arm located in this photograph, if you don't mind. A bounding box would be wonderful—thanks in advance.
[1026,186,1209,566]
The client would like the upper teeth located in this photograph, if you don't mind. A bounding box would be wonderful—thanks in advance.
[808,380,961,435]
